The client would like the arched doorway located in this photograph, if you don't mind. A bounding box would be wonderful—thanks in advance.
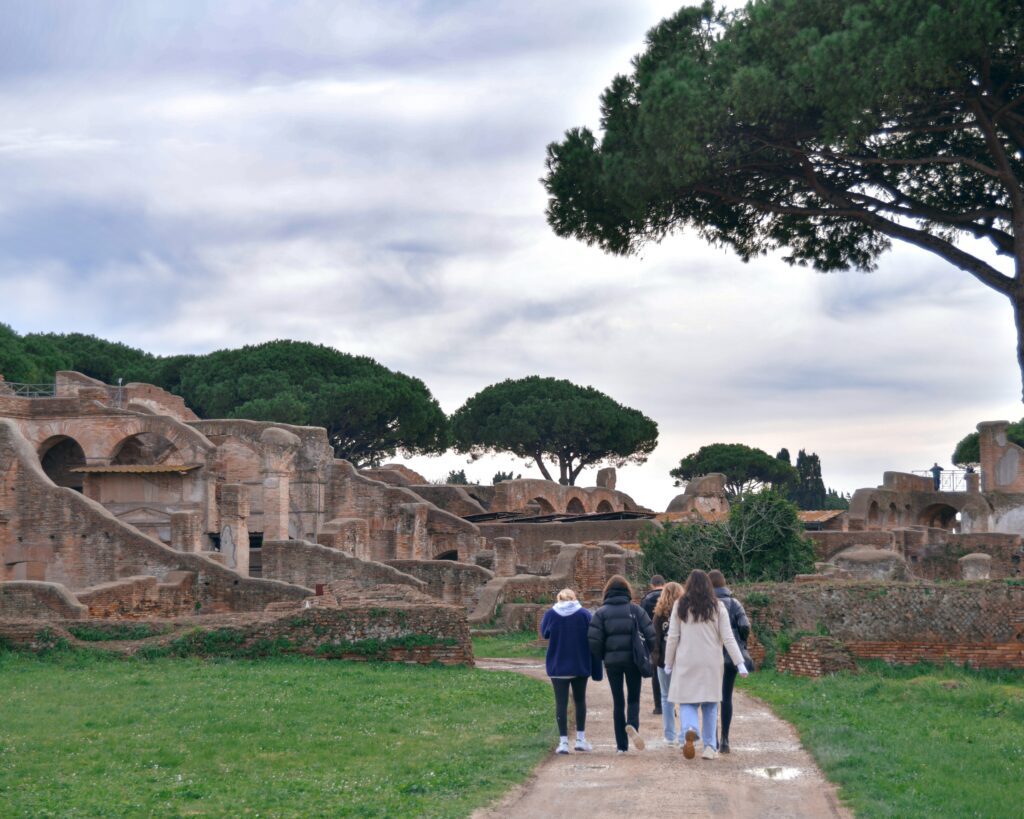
[435,550,459,561]
[111,432,177,465]
[566,497,586,514]
[530,497,556,515]
[918,503,960,532]
[867,501,882,529]
[596,500,614,513]
[887,503,899,527]
[38,436,86,492]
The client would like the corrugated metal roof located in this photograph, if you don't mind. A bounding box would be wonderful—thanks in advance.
[798,510,846,523]
[69,464,202,475]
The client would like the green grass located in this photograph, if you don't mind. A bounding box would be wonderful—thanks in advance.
[471,630,547,659]
[744,663,1024,818]
[0,652,550,817]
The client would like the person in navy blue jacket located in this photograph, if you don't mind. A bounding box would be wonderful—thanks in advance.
[540,588,599,754]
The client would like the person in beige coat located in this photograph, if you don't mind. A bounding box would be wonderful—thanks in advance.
[664,569,748,760]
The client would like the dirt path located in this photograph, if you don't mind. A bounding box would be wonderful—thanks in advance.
[473,659,850,819]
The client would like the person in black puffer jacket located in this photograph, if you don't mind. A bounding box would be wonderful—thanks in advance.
[640,575,665,714]
[588,574,657,752]
[709,569,752,754]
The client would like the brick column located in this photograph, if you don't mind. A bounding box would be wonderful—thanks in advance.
[170,510,203,552]
[220,483,250,576]
[604,553,626,581]
[259,427,300,542]
[493,537,517,577]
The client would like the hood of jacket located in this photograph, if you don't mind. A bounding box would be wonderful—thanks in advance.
[714,586,733,599]
[552,600,583,616]
[602,588,632,606]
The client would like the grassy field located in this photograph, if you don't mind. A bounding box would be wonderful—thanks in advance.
[743,663,1024,818]
[470,630,547,659]
[0,651,550,817]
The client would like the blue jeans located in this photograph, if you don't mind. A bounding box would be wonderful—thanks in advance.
[680,702,719,750]
[656,667,679,741]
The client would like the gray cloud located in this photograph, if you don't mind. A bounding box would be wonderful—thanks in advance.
[1,0,1018,509]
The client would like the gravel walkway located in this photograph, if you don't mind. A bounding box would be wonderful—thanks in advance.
[473,659,850,819]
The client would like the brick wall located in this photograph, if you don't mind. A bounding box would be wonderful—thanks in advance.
[478,519,657,571]
[74,573,197,619]
[0,419,310,613]
[0,584,473,666]
[386,559,493,607]
[737,580,1024,670]
[261,539,426,592]
[775,636,858,677]
[0,581,87,620]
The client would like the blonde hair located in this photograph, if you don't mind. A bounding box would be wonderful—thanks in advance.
[653,581,684,619]
[556,588,577,602]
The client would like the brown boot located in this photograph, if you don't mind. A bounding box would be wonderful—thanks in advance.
[681,729,697,760]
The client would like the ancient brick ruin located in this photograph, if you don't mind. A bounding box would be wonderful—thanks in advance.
[0,372,659,662]
[3,372,1024,672]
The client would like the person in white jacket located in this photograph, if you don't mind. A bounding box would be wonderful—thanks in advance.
[664,569,748,760]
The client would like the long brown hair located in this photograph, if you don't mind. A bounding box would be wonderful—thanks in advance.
[653,581,684,619]
[603,574,633,599]
[676,570,718,623]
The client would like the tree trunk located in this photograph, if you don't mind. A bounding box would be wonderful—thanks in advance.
[533,453,554,482]
[1017,274,1024,403]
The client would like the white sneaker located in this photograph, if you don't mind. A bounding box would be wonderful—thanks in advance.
[574,738,593,752]
[701,745,718,760]
[625,725,645,750]
[556,739,570,755]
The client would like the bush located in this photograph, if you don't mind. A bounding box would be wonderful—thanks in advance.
[641,491,814,583]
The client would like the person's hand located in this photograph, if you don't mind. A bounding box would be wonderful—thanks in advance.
[664,666,672,675]
[737,663,749,678]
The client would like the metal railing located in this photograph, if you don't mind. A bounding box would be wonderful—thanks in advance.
[0,382,56,397]
[912,469,970,492]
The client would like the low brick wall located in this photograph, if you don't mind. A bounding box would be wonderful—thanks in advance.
[386,560,493,607]
[0,581,87,621]
[775,636,858,677]
[75,573,197,619]
[261,539,426,591]
[478,520,657,572]
[0,585,474,666]
[737,580,1024,670]
[807,530,894,561]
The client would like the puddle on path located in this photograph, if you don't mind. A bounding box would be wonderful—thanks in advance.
[745,766,803,781]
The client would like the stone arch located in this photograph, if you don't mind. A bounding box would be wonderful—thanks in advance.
[566,497,586,514]
[596,499,614,513]
[887,502,899,527]
[531,496,556,515]
[867,500,882,529]
[110,432,178,466]
[435,549,459,561]
[38,436,86,491]
[918,503,960,531]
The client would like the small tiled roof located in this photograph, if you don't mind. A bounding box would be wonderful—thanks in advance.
[69,464,202,474]
[797,510,846,523]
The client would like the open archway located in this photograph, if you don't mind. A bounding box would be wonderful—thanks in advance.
[435,549,459,561]
[566,497,586,514]
[38,436,87,492]
[530,497,556,515]
[111,432,178,466]
[596,500,614,513]
[867,501,882,529]
[918,503,960,532]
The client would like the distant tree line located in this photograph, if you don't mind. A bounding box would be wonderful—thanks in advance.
[0,325,657,481]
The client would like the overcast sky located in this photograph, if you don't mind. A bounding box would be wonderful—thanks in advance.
[1,0,1018,509]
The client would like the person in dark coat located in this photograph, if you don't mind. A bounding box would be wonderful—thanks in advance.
[540,588,598,754]
[708,569,751,754]
[588,574,657,752]
[640,575,665,714]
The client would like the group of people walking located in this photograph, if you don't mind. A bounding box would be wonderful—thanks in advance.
[540,569,751,760]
